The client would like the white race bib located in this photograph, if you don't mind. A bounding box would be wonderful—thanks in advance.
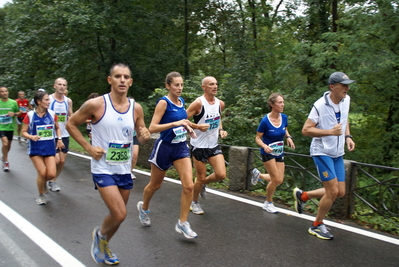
[268,141,284,156]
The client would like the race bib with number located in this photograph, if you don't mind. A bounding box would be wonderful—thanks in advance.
[268,141,284,156]
[171,126,187,143]
[36,124,54,141]
[19,106,27,113]
[0,114,12,125]
[205,115,220,131]
[105,141,132,165]
[56,112,67,123]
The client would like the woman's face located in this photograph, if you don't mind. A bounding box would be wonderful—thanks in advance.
[271,96,284,113]
[38,94,50,109]
[166,76,183,97]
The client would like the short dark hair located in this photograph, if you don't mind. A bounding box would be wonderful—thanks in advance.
[109,63,131,76]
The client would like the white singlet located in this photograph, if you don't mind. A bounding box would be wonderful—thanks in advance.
[190,96,221,149]
[91,94,135,175]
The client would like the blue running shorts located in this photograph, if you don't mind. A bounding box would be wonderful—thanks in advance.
[92,173,133,190]
[148,139,190,171]
[313,156,345,182]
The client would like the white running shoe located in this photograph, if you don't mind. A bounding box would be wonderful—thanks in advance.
[137,201,151,226]
[175,220,198,239]
[251,168,261,185]
[36,195,47,205]
[262,202,278,213]
[190,201,204,215]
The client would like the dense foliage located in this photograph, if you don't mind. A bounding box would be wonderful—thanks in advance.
[1,0,399,166]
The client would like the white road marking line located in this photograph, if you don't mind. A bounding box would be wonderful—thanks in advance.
[0,201,85,267]
[133,168,399,246]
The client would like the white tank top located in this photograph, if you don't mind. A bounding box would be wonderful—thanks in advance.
[49,94,70,137]
[190,96,221,148]
[91,94,135,175]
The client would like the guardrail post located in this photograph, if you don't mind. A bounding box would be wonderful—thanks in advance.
[330,160,356,218]
[228,146,250,191]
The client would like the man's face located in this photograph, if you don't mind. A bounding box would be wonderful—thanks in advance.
[18,92,25,99]
[330,83,350,100]
[202,77,218,96]
[0,87,9,100]
[54,78,68,94]
[107,66,133,93]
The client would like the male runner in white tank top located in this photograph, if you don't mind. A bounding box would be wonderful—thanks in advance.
[186,76,228,214]
[47,77,73,192]
[66,63,150,265]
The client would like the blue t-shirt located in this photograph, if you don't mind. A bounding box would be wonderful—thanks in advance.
[158,96,188,143]
[257,113,288,157]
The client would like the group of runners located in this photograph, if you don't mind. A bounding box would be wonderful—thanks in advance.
[0,64,356,265]
[0,80,72,205]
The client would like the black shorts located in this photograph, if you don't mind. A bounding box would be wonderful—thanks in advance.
[56,137,69,153]
[191,145,223,162]
[262,153,284,163]
[133,136,139,145]
[0,131,13,141]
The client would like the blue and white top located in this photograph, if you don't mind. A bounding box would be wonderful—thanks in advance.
[24,110,57,156]
[257,113,288,158]
[158,96,188,144]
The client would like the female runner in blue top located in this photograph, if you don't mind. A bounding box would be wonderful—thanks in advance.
[137,72,200,239]
[252,93,295,213]
[22,91,64,205]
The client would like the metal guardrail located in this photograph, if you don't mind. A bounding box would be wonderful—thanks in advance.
[219,145,399,228]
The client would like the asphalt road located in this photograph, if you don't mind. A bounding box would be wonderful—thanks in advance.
[0,140,398,267]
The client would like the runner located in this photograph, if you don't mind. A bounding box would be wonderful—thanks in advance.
[48,78,73,192]
[294,72,356,240]
[15,90,31,143]
[21,91,64,205]
[186,76,227,215]
[0,86,20,171]
[252,93,295,213]
[66,63,150,265]
[137,71,199,239]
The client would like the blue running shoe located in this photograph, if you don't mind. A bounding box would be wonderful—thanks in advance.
[91,226,106,264]
[175,219,198,239]
[104,246,120,265]
[308,224,334,240]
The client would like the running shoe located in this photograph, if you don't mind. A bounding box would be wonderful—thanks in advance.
[91,226,106,264]
[175,220,198,239]
[251,168,261,185]
[3,162,9,172]
[49,181,61,192]
[137,201,151,226]
[199,184,206,199]
[36,194,47,205]
[190,201,204,215]
[104,246,120,265]
[293,187,305,214]
[262,202,278,213]
[308,224,334,240]
[18,137,21,143]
